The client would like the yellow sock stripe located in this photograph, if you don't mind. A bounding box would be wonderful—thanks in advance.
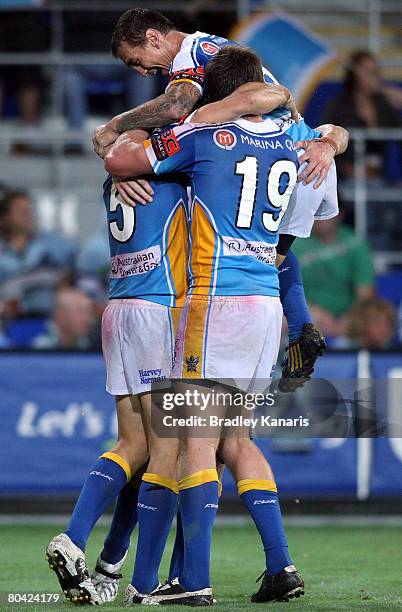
[237,479,277,496]
[142,472,179,494]
[100,452,131,481]
[178,469,218,491]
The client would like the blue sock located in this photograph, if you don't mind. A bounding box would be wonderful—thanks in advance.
[279,250,312,342]
[239,479,292,575]
[101,482,139,565]
[65,453,130,552]
[168,508,184,582]
[132,474,178,594]
[179,470,219,592]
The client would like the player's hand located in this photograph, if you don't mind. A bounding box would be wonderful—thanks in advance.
[93,121,120,159]
[284,91,300,123]
[294,140,336,189]
[113,177,154,207]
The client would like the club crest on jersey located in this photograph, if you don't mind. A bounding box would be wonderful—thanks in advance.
[201,41,219,55]
[186,355,200,373]
[213,129,237,150]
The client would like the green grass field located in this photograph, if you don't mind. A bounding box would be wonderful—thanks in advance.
[0,523,401,611]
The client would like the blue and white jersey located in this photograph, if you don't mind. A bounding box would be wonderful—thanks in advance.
[103,175,188,307]
[167,31,320,142]
[144,117,299,297]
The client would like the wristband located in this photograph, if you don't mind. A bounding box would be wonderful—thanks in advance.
[313,136,338,155]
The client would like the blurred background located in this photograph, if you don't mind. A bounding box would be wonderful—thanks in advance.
[0,0,401,512]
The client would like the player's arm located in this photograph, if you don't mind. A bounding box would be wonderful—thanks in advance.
[295,124,349,189]
[93,81,200,159]
[105,130,153,179]
[192,82,299,124]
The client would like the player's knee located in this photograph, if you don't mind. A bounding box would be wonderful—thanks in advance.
[111,438,148,472]
[219,436,249,460]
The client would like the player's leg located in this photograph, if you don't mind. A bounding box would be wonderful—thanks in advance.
[125,392,180,603]
[278,249,326,392]
[218,436,304,602]
[91,458,147,603]
[46,394,148,604]
[276,168,338,392]
[167,459,224,585]
[140,382,220,607]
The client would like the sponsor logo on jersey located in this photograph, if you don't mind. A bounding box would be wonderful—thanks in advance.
[168,66,205,87]
[151,129,181,161]
[138,368,166,385]
[110,245,161,278]
[201,41,219,55]
[186,355,200,373]
[213,129,237,150]
[222,236,277,265]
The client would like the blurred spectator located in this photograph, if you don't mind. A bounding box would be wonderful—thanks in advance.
[0,190,75,319]
[76,229,110,300]
[293,216,375,339]
[32,287,96,350]
[0,10,48,125]
[0,67,43,126]
[345,297,397,349]
[64,65,158,129]
[324,49,402,180]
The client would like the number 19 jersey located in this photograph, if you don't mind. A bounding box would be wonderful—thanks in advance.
[144,117,299,297]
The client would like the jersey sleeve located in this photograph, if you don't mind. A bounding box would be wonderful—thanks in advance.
[144,123,197,177]
[166,39,207,94]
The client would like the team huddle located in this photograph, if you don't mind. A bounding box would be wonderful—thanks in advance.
[46,8,348,607]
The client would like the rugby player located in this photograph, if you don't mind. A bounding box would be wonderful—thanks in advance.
[104,45,307,606]
[45,79,294,606]
[46,167,189,604]
[93,8,349,390]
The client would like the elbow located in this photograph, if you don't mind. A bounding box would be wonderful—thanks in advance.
[104,152,120,175]
[104,152,130,177]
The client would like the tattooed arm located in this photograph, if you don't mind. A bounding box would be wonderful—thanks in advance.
[93,81,200,158]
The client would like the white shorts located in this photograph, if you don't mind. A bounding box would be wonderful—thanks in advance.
[279,159,338,238]
[172,295,282,393]
[102,299,181,396]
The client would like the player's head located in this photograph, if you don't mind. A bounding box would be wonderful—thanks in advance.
[201,46,264,105]
[111,8,176,76]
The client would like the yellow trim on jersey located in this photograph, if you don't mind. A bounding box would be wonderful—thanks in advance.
[237,479,277,496]
[167,78,202,89]
[191,202,216,296]
[181,296,210,379]
[168,205,188,307]
[170,306,182,340]
[100,452,131,481]
[142,472,179,494]
[178,469,219,491]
